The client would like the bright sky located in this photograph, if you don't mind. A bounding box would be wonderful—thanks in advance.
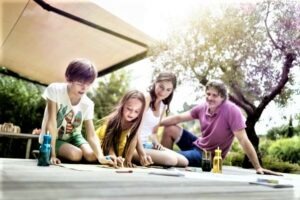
[95,0,211,40]
[95,0,300,135]
[95,0,205,108]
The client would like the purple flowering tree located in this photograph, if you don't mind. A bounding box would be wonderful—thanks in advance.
[151,0,300,168]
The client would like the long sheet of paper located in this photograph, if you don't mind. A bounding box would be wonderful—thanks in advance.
[249,181,294,188]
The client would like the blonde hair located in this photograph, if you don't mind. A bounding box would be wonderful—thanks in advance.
[101,90,146,159]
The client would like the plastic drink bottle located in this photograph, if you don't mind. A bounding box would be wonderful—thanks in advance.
[37,131,51,166]
[212,147,222,173]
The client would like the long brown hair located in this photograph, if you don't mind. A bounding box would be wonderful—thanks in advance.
[148,72,177,115]
[101,90,146,159]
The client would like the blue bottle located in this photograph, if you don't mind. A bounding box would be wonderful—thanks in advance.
[37,131,51,166]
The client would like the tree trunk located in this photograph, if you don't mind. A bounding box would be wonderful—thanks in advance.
[242,119,263,168]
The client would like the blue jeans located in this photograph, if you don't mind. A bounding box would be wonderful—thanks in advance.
[177,129,202,167]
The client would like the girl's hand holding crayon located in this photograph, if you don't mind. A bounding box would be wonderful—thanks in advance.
[124,160,136,168]
[116,156,125,168]
[98,155,117,167]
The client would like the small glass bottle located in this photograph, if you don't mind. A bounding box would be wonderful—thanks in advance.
[201,150,212,172]
[37,131,51,166]
[212,147,222,173]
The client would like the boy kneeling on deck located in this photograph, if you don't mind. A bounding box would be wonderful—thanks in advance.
[39,58,115,166]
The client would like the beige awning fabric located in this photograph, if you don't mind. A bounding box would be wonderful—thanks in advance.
[0,0,155,85]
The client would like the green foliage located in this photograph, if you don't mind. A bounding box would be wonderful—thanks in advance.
[287,115,294,138]
[267,136,300,164]
[294,114,300,135]
[262,155,300,174]
[259,137,272,157]
[266,125,289,140]
[0,73,45,158]
[0,74,45,132]
[223,152,244,167]
[266,116,296,140]
[224,140,244,166]
[90,70,130,122]
[230,139,243,154]
[225,137,300,173]
[226,153,300,173]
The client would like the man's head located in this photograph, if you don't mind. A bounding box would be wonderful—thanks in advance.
[205,80,227,112]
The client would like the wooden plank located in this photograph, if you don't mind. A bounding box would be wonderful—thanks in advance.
[0,132,39,139]
[0,158,298,200]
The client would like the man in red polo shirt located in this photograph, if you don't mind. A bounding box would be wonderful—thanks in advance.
[160,80,280,175]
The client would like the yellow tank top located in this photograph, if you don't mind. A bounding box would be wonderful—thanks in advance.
[95,123,129,156]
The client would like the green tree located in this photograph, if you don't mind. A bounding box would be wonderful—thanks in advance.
[295,114,300,135]
[0,72,45,158]
[0,73,45,132]
[266,125,289,140]
[90,70,130,122]
[151,0,300,168]
[287,115,294,138]
[266,115,295,140]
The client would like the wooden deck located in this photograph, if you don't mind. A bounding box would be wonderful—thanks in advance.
[0,158,299,200]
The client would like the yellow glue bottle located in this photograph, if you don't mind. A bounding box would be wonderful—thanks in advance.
[212,147,222,173]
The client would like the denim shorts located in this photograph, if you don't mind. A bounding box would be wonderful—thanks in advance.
[177,129,203,167]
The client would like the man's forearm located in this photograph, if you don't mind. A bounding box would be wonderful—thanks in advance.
[241,140,261,170]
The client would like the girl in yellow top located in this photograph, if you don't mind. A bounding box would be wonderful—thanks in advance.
[95,90,151,167]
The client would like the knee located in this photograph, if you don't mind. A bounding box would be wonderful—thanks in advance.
[163,126,179,138]
[84,152,97,162]
[68,149,83,162]
[183,158,189,167]
[161,156,178,167]
[178,156,189,167]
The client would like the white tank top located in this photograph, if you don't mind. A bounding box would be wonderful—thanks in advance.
[140,102,165,144]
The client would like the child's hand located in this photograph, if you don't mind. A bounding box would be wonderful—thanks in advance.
[98,155,117,167]
[140,154,153,166]
[116,156,125,168]
[153,143,165,151]
[32,128,41,135]
[124,161,136,168]
[50,156,61,165]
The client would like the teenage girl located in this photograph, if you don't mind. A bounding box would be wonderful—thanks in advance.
[134,72,188,167]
